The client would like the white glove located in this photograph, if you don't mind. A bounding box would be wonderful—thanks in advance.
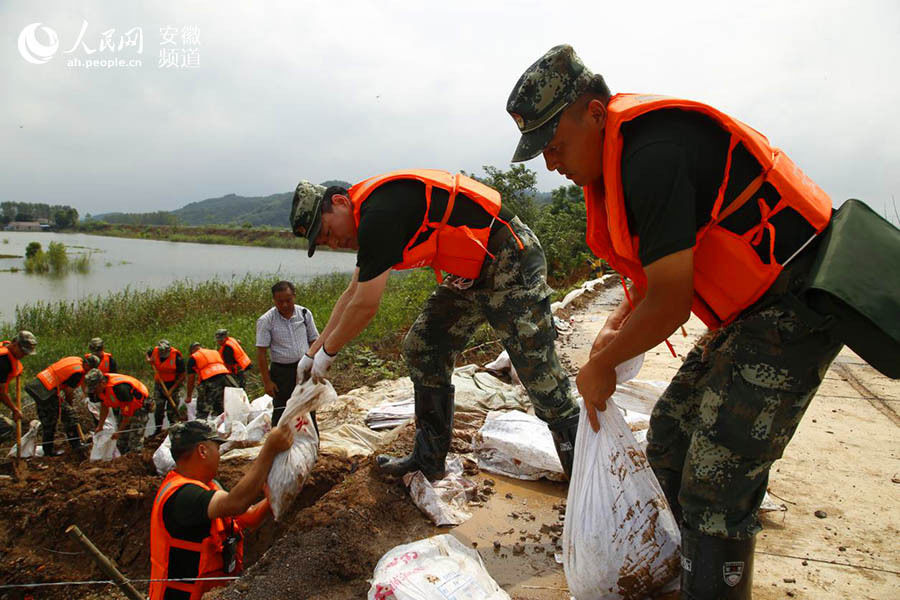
[311,346,336,383]
[298,353,314,383]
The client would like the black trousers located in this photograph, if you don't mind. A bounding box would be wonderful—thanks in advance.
[269,361,317,432]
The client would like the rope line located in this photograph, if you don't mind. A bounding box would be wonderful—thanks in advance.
[0,575,241,590]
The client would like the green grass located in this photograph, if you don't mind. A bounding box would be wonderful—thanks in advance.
[1,271,437,397]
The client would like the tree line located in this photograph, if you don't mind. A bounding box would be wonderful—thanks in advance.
[1,202,79,229]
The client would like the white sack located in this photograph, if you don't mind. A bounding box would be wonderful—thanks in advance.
[153,435,176,476]
[90,412,121,461]
[267,379,335,520]
[223,387,251,429]
[473,410,564,481]
[7,419,43,458]
[368,534,510,600]
[248,394,273,422]
[365,397,414,430]
[483,350,521,385]
[563,398,680,599]
[402,455,475,527]
[245,411,271,443]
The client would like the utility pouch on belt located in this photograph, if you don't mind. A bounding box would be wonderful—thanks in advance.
[801,199,900,378]
[222,531,240,574]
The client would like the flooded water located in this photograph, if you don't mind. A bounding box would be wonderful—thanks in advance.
[0,231,356,325]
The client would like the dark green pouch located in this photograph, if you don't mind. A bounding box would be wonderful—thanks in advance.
[802,199,900,378]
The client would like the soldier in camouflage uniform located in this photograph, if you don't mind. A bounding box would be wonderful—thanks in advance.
[508,45,843,598]
[185,342,231,420]
[290,172,580,479]
[86,368,153,455]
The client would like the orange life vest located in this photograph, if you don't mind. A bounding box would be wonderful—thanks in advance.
[149,471,244,600]
[190,348,230,382]
[349,169,523,282]
[0,343,23,385]
[151,347,182,382]
[97,373,149,417]
[218,337,251,374]
[585,94,833,329]
[36,356,85,392]
[85,351,113,374]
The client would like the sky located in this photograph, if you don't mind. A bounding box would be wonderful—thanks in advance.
[2,1,898,221]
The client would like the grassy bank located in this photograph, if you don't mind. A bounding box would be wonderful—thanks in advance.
[1,271,442,400]
[72,222,310,249]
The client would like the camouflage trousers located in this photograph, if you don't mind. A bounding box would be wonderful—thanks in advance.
[26,380,81,453]
[403,217,577,424]
[646,294,842,540]
[196,374,227,420]
[153,381,183,431]
[117,404,152,455]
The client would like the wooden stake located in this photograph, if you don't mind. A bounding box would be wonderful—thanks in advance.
[12,375,27,481]
[65,525,145,600]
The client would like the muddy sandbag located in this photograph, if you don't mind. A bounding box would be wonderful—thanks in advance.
[91,412,120,461]
[403,455,476,526]
[563,398,680,599]
[248,394,274,422]
[153,435,176,475]
[473,410,564,481]
[6,419,43,458]
[369,534,510,600]
[223,387,251,430]
[267,379,335,520]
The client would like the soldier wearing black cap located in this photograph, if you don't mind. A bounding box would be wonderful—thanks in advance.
[508,44,844,598]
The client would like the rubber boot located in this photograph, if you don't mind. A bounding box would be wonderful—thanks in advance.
[376,384,454,479]
[548,412,579,479]
[680,525,755,599]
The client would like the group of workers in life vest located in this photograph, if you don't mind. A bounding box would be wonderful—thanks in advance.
[0,329,253,460]
[146,44,862,600]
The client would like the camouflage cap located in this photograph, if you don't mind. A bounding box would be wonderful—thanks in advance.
[84,368,105,392]
[88,337,104,352]
[290,180,327,257]
[507,44,594,162]
[157,339,171,357]
[13,330,37,355]
[214,328,228,341]
[189,341,202,352]
[83,354,101,369]
[169,420,226,461]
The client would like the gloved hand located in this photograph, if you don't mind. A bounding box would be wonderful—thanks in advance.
[298,353,314,383]
[311,346,336,383]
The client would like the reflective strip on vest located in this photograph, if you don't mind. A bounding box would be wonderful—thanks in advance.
[191,348,230,381]
[584,94,832,329]
[349,169,522,282]
[36,356,84,391]
[149,472,242,600]
[219,338,251,373]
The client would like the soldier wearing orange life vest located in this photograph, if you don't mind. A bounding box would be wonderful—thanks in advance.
[87,369,152,455]
[290,172,580,480]
[508,45,845,598]
[149,420,292,600]
[214,329,252,389]
[0,331,36,424]
[85,337,117,375]
[25,353,99,457]
[147,340,187,435]
[186,343,232,420]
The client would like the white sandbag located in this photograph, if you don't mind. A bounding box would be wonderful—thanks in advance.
[7,419,43,458]
[368,534,510,600]
[223,387,251,429]
[220,422,248,453]
[473,410,564,481]
[563,398,680,599]
[153,435,176,476]
[267,379,336,520]
[615,353,644,383]
[483,350,521,385]
[611,380,668,415]
[245,411,271,443]
[365,397,414,430]
[182,396,197,421]
[91,412,121,461]
[248,394,273,422]
[403,455,475,527]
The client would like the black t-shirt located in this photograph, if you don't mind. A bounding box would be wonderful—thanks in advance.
[620,109,811,266]
[220,345,236,368]
[161,482,216,600]
[355,179,514,282]
[112,382,142,404]
[62,372,84,390]
[107,355,118,373]
[0,355,11,386]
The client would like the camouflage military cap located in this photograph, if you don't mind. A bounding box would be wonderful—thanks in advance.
[290,180,327,257]
[13,330,37,355]
[169,420,226,461]
[84,354,101,369]
[84,368,105,392]
[214,328,228,341]
[507,44,594,162]
[88,337,104,352]
[157,339,171,357]
[189,341,202,352]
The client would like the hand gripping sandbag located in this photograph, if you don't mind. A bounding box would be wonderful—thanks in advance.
[368,534,510,600]
[563,398,680,599]
[266,379,336,520]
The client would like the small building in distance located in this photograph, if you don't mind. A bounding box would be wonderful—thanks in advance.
[5,221,44,232]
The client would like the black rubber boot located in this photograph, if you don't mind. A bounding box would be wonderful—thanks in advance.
[376,384,454,479]
[548,412,579,479]
[680,525,755,599]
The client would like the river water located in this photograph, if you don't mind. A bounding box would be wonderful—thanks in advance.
[0,231,356,325]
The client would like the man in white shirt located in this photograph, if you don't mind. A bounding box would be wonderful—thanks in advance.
[255,280,319,425]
